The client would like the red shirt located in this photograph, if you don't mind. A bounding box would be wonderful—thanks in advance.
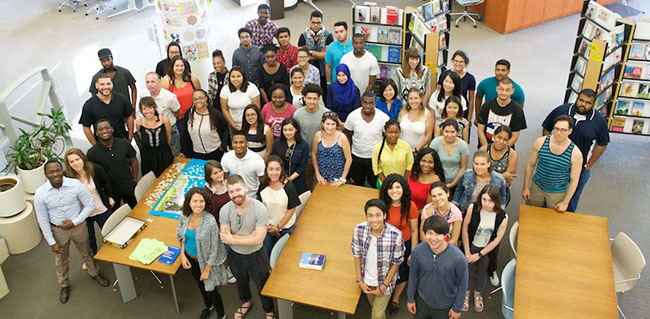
[386,200,419,242]
[408,178,433,209]
[261,102,296,138]
[277,45,299,75]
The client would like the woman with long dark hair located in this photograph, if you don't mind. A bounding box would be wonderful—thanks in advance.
[155,41,191,77]
[430,71,467,117]
[378,174,418,316]
[258,155,301,257]
[180,89,230,161]
[376,79,403,120]
[271,117,309,194]
[408,148,446,210]
[461,184,508,313]
[241,104,274,159]
[177,187,228,319]
[220,66,261,130]
[429,118,469,194]
[437,50,476,119]
[434,96,469,142]
[135,97,173,177]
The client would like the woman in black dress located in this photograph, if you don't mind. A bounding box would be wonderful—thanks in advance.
[136,97,174,176]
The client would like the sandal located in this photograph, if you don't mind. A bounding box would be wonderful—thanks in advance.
[265,313,277,319]
[234,302,253,319]
[474,293,484,312]
[388,301,399,316]
[462,293,470,312]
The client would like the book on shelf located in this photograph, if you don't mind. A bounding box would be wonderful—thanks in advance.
[299,252,326,270]
[629,43,645,59]
[387,46,401,63]
[615,100,631,115]
[385,6,401,25]
[578,38,591,58]
[432,0,441,16]
[441,0,449,12]
[631,101,646,116]
[439,33,447,50]
[571,74,584,92]
[602,46,622,71]
[574,57,588,76]
[422,2,434,22]
[388,29,401,44]
[377,28,388,42]
[437,15,448,31]
[370,6,381,23]
[355,25,401,45]
[632,119,645,134]
[411,14,427,41]
[599,68,616,91]
[624,64,644,79]
[582,20,596,40]
[611,116,626,132]
[356,6,370,23]
[366,44,383,60]
[585,0,621,30]
[379,64,394,80]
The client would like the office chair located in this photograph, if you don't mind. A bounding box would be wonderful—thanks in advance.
[101,204,165,290]
[611,232,646,319]
[501,258,516,319]
[450,0,483,28]
[134,171,156,202]
[294,190,312,220]
[58,0,88,12]
[509,221,518,257]
[85,0,116,19]
[270,234,291,269]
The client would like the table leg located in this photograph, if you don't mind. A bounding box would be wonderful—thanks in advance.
[277,299,293,319]
[113,264,137,303]
[108,0,152,18]
[337,312,346,319]
[169,274,180,314]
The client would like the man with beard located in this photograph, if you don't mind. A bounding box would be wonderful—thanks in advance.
[90,48,137,108]
[34,160,110,304]
[87,119,139,208]
[344,92,389,187]
[219,174,275,319]
[541,89,608,212]
[220,131,266,198]
[79,74,134,145]
[245,4,278,47]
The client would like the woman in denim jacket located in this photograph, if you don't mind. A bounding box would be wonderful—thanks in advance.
[452,151,506,212]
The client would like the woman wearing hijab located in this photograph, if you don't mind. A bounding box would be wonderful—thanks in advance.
[326,63,361,122]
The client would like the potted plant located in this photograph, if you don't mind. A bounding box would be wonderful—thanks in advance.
[6,108,71,194]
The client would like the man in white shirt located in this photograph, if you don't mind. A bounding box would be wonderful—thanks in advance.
[340,33,379,93]
[221,131,266,197]
[139,72,182,155]
[345,91,389,187]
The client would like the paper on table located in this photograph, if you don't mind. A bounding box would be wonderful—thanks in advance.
[129,238,168,265]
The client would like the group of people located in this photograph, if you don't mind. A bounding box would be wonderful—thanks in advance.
[32,4,611,319]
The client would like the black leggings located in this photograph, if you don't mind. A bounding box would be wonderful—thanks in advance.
[187,252,225,317]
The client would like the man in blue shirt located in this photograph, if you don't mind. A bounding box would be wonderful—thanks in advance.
[34,160,109,304]
[475,59,525,125]
[408,215,468,319]
[541,89,609,212]
[325,21,353,85]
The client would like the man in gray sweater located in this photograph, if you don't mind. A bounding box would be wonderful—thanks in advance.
[407,215,468,319]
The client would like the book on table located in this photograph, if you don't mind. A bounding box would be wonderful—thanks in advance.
[299,252,326,270]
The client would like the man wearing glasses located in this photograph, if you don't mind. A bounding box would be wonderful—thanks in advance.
[477,77,527,148]
[298,11,334,97]
[522,115,583,212]
[540,89,608,212]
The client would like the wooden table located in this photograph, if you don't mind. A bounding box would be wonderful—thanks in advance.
[514,204,617,319]
[94,158,189,313]
[261,184,379,318]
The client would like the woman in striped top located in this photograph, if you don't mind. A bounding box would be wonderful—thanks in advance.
[522,115,583,212]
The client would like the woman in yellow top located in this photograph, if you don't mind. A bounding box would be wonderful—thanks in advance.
[372,119,414,187]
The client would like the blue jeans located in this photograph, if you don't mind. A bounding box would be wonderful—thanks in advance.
[86,209,113,254]
[568,168,591,212]
[263,224,295,257]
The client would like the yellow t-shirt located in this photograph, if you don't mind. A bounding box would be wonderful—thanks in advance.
[372,138,414,179]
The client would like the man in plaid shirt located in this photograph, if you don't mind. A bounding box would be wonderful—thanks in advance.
[245,4,278,47]
[276,27,298,75]
[352,199,405,319]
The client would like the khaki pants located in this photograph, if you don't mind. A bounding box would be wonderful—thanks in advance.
[367,292,391,319]
[52,221,99,287]
[527,182,566,209]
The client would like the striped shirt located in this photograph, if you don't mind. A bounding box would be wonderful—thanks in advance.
[533,135,575,193]
[351,222,405,294]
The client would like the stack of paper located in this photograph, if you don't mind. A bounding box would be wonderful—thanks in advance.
[129,238,168,265]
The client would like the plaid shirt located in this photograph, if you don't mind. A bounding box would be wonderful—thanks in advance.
[207,70,229,102]
[277,45,299,74]
[351,222,404,295]
[290,64,321,85]
[245,19,278,47]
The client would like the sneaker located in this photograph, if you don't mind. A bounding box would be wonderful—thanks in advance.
[217,313,226,319]
[490,271,499,286]
[199,306,214,319]
[226,267,237,284]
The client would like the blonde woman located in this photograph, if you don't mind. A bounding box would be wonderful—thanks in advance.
[398,88,435,154]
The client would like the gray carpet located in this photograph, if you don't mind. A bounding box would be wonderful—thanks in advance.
[1,0,648,318]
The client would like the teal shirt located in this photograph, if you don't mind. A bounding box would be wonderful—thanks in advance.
[325,38,353,79]
[184,229,198,257]
[477,76,525,105]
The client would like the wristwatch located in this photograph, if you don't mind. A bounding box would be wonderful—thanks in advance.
[339,177,347,184]
[478,251,484,258]
[309,50,313,56]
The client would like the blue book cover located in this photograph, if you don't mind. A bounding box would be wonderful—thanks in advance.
[158,245,181,264]
[299,252,326,270]
[387,46,401,63]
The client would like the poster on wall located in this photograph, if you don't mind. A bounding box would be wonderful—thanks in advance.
[157,0,214,62]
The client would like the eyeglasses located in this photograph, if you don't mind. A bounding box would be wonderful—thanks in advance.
[554,127,570,133]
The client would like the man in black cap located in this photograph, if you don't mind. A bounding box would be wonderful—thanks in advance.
[90,48,137,109]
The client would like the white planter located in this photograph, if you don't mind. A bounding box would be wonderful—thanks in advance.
[0,176,26,218]
[16,162,46,194]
